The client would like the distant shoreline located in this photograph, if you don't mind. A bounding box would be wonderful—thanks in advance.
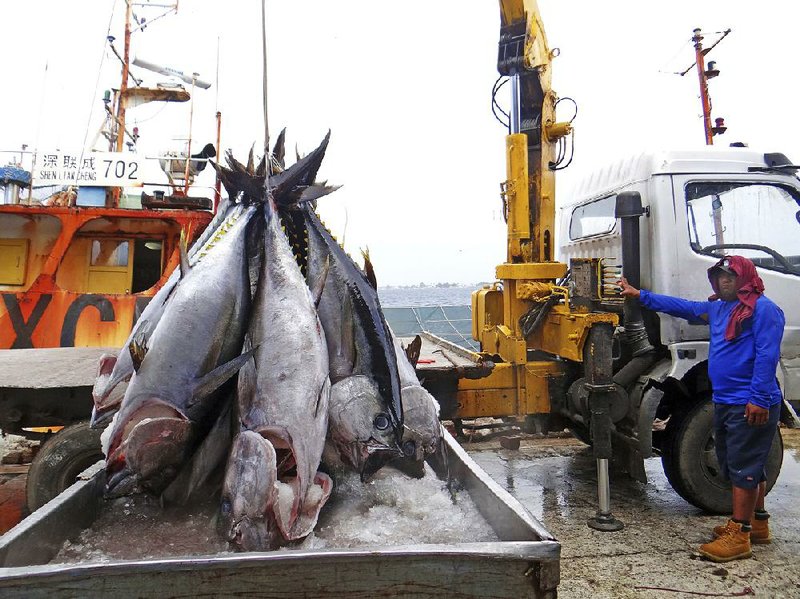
[379,282,490,290]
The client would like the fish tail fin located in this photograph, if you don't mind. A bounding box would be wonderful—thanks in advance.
[246,144,255,173]
[272,128,287,173]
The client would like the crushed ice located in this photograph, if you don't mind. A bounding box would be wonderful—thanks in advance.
[51,462,496,563]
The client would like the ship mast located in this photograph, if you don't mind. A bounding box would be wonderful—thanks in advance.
[109,0,134,207]
[116,1,133,154]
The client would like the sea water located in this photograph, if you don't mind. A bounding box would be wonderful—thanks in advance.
[378,285,476,308]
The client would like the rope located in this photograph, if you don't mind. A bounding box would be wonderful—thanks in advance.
[76,0,118,178]
[407,306,477,351]
[633,586,754,597]
[261,0,270,156]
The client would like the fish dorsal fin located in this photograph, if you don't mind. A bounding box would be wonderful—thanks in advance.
[361,247,377,290]
[404,335,422,368]
[179,229,190,278]
[128,330,149,372]
[191,346,257,404]
[309,255,330,309]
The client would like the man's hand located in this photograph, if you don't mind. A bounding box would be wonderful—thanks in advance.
[745,402,769,426]
[617,276,641,299]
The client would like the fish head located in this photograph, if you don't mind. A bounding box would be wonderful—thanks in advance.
[398,385,442,462]
[327,375,403,481]
[220,431,281,552]
[104,397,194,498]
[91,353,130,427]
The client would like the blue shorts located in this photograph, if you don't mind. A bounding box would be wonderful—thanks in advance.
[713,402,780,489]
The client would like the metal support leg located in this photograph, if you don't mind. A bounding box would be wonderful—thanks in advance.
[588,458,624,531]
[584,324,624,532]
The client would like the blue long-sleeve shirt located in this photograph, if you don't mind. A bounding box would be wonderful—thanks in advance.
[639,290,785,408]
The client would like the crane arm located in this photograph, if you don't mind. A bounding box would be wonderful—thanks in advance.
[497,0,569,264]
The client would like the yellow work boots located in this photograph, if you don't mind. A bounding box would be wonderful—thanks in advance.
[699,520,752,562]
[713,517,771,544]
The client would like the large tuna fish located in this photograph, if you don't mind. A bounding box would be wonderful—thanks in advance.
[219,138,333,550]
[387,333,448,479]
[309,234,406,480]
[104,203,257,498]
[91,198,239,427]
[273,145,405,479]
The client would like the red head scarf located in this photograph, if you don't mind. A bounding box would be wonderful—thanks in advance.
[707,255,765,341]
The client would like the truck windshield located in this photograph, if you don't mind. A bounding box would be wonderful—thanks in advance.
[686,181,800,275]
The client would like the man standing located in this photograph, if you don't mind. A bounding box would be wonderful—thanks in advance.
[618,255,785,563]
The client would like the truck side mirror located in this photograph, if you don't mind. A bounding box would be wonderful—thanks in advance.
[614,191,645,219]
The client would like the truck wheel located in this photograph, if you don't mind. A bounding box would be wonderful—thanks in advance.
[661,399,783,514]
[26,421,104,512]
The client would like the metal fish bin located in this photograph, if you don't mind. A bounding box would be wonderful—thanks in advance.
[0,430,560,598]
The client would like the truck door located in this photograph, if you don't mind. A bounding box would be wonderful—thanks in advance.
[671,173,800,405]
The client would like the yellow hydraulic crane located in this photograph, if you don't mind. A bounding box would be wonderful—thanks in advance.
[459,0,624,530]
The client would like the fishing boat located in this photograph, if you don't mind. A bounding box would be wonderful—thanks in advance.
[0,1,218,510]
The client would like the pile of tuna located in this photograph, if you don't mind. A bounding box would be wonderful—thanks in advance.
[89,131,444,551]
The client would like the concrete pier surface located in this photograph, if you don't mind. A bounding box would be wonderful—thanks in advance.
[468,428,800,599]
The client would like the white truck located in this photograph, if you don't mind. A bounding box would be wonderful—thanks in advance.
[558,146,800,512]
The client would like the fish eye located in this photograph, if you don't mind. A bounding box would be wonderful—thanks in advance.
[373,413,390,431]
[402,440,416,457]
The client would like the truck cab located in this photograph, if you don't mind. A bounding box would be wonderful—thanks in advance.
[558,147,800,511]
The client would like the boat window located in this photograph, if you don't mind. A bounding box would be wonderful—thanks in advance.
[86,239,132,294]
[0,239,29,285]
[569,195,617,240]
[686,181,800,275]
[91,240,129,267]
[131,239,163,293]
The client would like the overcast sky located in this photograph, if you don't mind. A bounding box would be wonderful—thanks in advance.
[2,1,798,285]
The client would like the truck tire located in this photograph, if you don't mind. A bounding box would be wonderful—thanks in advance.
[26,421,104,512]
[661,399,783,514]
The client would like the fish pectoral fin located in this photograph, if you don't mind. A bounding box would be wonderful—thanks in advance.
[236,340,259,401]
[192,346,258,403]
[309,255,330,309]
[162,399,234,506]
[314,377,331,419]
[361,247,378,290]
